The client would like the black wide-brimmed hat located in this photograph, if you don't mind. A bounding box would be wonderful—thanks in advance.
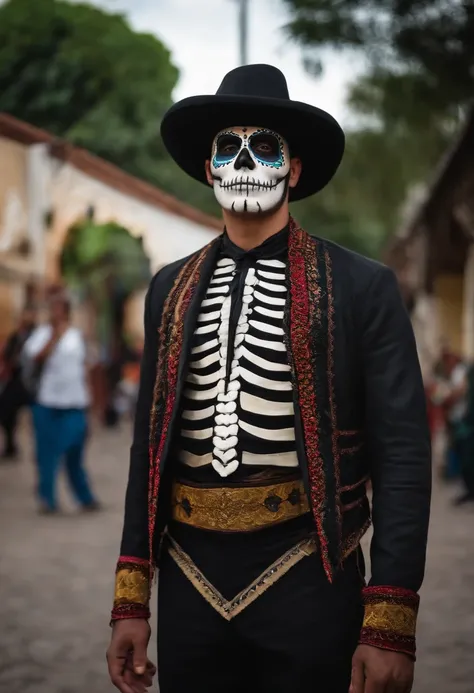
[160,64,345,202]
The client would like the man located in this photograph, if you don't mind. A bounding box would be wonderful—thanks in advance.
[107,65,431,693]
[0,305,36,460]
[23,291,99,513]
[453,360,474,504]
[431,348,467,485]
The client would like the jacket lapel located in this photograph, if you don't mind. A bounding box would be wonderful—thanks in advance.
[286,219,340,580]
[162,239,222,470]
[147,237,221,565]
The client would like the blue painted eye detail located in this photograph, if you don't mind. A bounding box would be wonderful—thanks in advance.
[213,133,241,168]
[249,131,284,168]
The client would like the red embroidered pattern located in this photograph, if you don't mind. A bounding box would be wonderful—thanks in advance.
[287,220,332,579]
[324,247,342,545]
[340,475,370,494]
[341,518,371,559]
[117,556,149,567]
[341,497,366,513]
[111,606,151,621]
[360,586,420,659]
[340,443,364,455]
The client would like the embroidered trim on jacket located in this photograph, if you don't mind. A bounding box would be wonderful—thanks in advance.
[147,243,217,579]
[286,218,341,580]
[325,247,342,544]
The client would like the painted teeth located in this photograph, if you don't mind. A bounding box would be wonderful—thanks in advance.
[220,177,279,191]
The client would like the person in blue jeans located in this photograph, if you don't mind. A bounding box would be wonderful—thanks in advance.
[23,290,100,514]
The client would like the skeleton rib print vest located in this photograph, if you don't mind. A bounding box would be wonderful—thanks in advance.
[177,228,298,477]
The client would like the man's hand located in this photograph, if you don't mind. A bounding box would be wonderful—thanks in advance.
[107,619,156,693]
[350,645,414,693]
[52,320,68,340]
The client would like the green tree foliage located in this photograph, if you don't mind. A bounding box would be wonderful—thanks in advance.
[283,0,473,253]
[294,110,454,256]
[0,0,219,216]
[61,221,151,347]
[283,0,474,116]
[0,0,175,161]
[293,129,411,257]
[61,221,151,296]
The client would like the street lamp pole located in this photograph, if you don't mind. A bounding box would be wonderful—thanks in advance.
[238,0,249,65]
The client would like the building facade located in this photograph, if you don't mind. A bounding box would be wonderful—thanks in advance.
[384,109,474,377]
[0,113,221,342]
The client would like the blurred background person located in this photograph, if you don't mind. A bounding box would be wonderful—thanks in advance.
[22,291,100,514]
[430,347,468,482]
[453,360,474,506]
[0,305,37,461]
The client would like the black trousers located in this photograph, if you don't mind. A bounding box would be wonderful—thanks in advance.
[0,378,27,456]
[460,433,474,496]
[157,522,364,693]
[0,407,18,455]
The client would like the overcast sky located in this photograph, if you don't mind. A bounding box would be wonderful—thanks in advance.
[92,0,365,127]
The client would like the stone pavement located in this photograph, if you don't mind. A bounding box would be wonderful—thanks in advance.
[0,419,473,693]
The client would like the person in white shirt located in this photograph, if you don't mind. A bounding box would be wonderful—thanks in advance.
[23,291,99,514]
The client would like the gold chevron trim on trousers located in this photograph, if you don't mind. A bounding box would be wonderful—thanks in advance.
[166,533,317,620]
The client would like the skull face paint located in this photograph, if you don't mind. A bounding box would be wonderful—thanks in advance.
[210,126,291,214]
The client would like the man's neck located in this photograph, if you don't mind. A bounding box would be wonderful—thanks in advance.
[222,206,290,251]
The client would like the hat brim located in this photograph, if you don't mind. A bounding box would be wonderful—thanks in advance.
[160,94,345,202]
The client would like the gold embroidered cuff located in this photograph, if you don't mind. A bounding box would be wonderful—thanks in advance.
[111,556,151,622]
[359,586,420,658]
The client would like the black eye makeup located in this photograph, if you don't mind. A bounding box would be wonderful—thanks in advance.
[249,131,284,168]
[213,134,242,167]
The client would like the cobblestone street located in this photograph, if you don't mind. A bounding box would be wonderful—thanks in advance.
[1,419,473,693]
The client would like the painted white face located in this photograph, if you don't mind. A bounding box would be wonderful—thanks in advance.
[210,126,291,214]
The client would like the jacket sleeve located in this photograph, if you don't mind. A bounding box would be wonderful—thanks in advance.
[358,265,431,658]
[111,275,160,622]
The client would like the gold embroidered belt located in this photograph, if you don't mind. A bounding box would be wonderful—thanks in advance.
[166,533,317,620]
[171,478,311,532]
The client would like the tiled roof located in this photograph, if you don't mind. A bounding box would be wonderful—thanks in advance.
[0,112,222,232]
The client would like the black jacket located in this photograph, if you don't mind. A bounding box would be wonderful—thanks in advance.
[113,226,431,657]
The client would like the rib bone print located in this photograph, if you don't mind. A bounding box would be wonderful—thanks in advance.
[178,256,297,477]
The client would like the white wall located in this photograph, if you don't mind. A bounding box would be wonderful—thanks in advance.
[411,293,440,380]
[26,143,50,275]
[47,161,219,274]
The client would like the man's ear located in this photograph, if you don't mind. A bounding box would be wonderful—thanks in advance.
[288,157,302,189]
[205,160,213,186]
